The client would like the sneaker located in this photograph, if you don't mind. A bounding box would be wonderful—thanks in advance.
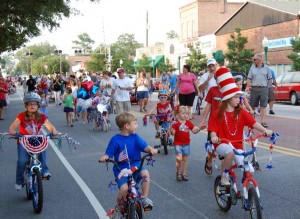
[43,172,51,178]
[141,196,153,209]
[155,131,160,138]
[15,184,22,191]
[257,108,260,113]
[261,122,268,128]
[220,173,230,186]
[168,138,173,145]
[140,109,143,112]
[269,110,275,115]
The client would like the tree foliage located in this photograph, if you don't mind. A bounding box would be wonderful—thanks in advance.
[287,37,300,71]
[224,28,254,75]
[185,42,207,73]
[166,30,179,39]
[72,33,95,54]
[0,0,99,54]
[157,58,176,73]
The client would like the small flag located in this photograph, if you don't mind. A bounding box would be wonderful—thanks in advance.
[149,115,155,123]
[118,148,128,162]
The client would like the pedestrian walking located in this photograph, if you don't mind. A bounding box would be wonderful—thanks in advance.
[136,70,149,112]
[265,61,277,114]
[198,59,218,100]
[0,74,8,120]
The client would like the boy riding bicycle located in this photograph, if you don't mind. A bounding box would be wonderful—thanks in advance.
[99,112,158,209]
[148,90,173,139]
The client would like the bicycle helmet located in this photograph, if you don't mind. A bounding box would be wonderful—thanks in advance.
[24,92,41,104]
[158,89,169,99]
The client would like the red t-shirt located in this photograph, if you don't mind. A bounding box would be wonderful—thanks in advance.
[0,81,8,100]
[17,112,47,135]
[205,86,222,123]
[172,120,194,145]
[157,102,172,121]
[208,109,256,150]
[40,81,48,89]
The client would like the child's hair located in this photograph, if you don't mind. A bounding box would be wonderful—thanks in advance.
[218,99,242,121]
[234,77,242,83]
[177,105,188,114]
[115,112,137,129]
[66,87,72,94]
[39,93,45,98]
[25,110,43,121]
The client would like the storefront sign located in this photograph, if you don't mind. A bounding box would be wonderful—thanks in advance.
[268,37,293,49]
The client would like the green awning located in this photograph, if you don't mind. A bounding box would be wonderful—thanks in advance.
[134,55,164,67]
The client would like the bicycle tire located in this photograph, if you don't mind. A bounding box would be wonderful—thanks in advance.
[32,167,43,214]
[214,175,232,212]
[25,168,32,200]
[161,134,168,155]
[249,187,262,219]
[127,201,143,219]
[102,118,108,132]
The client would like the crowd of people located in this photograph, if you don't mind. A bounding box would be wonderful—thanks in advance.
[0,53,278,215]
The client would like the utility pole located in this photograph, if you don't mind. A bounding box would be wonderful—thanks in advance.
[146,11,149,47]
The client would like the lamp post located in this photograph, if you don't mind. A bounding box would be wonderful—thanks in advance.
[262,37,269,62]
[55,49,62,73]
[151,55,156,78]
[178,55,181,73]
[119,59,123,67]
[25,50,33,74]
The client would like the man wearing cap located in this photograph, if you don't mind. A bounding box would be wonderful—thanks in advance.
[246,54,272,128]
[111,68,133,113]
[198,58,218,100]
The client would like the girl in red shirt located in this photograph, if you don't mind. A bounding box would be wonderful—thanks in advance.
[171,106,201,181]
[208,68,273,186]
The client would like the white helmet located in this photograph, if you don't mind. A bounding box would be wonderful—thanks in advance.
[24,92,41,104]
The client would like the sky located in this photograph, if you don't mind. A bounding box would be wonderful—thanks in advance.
[28,0,193,55]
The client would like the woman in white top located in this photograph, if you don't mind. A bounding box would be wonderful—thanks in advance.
[100,71,114,96]
[136,71,149,112]
[69,79,78,120]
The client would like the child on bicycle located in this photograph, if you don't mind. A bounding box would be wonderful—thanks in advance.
[148,90,172,138]
[208,68,273,186]
[99,112,158,209]
[171,106,202,181]
[9,92,59,190]
[91,89,111,128]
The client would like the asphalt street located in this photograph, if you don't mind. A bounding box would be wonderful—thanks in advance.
[0,89,299,219]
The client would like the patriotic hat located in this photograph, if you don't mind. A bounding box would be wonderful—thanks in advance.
[216,67,244,101]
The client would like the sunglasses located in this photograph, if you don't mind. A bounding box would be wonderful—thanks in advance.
[159,96,167,99]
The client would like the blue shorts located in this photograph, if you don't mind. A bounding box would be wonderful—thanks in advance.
[115,166,146,188]
[174,144,190,155]
[137,91,149,99]
[158,120,170,130]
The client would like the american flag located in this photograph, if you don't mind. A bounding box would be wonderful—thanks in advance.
[118,148,128,162]
[19,135,49,153]
[25,124,37,135]
[149,115,155,123]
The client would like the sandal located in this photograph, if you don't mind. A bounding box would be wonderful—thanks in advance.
[182,175,189,181]
[176,172,182,181]
[204,157,213,175]
[261,122,268,128]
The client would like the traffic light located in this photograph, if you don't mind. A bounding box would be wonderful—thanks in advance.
[74,50,82,54]
[55,50,62,54]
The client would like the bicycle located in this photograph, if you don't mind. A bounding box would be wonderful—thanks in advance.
[89,104,111,132]
[99,149,160,219]
[213,133,279,219]
[143,114,173,155]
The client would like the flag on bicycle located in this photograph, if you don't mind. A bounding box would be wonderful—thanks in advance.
[118,148,129,162]
[19,135,49,153]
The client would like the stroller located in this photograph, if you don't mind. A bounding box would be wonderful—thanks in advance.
[130,87,138,105]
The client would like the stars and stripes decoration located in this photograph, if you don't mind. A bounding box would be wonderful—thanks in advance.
[143,116,147,126]
[118,148,129,162]
[19,135,49,153]
[146,156,156,167]
[266,132,280,170]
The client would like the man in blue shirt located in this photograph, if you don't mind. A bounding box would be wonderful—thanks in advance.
[266,61,277,114]
[167,71,178,103]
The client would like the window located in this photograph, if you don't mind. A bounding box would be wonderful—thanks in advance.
[281,74,293,84]
[276,74,284,84]
[291,73,300,83]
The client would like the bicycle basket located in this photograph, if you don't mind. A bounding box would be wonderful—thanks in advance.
[19,135,49,153]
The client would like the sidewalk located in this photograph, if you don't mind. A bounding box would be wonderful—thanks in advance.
[131,94,299,151]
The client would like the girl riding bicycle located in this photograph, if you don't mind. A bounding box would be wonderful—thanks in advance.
[208,68,273,186]
[99,112,158,209]
[9,92,58,190]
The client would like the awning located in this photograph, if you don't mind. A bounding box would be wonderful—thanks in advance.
[134,55,164,67]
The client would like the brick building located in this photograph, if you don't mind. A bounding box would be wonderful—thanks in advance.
[215,0,300,75]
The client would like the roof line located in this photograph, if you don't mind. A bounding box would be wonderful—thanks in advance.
[214,0,298,35]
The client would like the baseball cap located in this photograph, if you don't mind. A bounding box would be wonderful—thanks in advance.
[253,54,262,60]
[207,58,217,66]
[117,68,124,73]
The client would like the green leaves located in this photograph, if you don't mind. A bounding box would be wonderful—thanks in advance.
[287,38,300,71]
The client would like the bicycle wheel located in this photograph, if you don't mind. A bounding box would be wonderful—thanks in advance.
[32,167,43,214]
[127,201,143,219]
[25,168,32,200]
[161,134,168,155]
[248,187,262,219]
[102,118,108,132]
[214,175,232,212]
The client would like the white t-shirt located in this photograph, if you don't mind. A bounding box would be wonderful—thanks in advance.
[136,78,149,92]
[100,78,115,95]
[112,77,133,102]
[199,72,217,97]
[71,86,78,98]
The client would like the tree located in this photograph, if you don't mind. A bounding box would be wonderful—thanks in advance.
[157,58,176,72]
[85,44,107,72]
[32,55,69,75]
[185,42,207,73]
[224,28,254,75]
[166,30,179,39]
[72,33,95,54]
[287,37,300,71]
[0,0,99,54]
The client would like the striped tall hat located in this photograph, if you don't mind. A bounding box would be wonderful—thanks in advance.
[216,67,244,101]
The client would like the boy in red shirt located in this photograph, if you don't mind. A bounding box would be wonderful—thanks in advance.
[171,106,202,181]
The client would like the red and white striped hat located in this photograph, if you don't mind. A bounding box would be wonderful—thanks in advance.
[216,67,244,101]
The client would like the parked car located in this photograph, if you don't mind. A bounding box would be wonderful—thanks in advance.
[274,71,300,105]
[153,78,161,91]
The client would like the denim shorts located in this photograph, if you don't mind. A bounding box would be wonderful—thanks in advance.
[158,120,170,130]
[115,166,146,188]
[137,91,149,99]
[174,144,190,155]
